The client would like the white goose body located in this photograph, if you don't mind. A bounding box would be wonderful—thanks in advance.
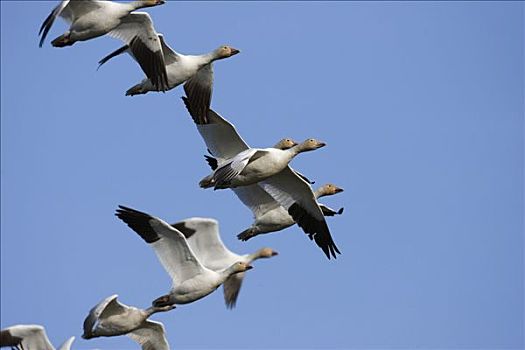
[82,294,173,350]
[236,183,344,241]
[98,35,240,97]
[171,218,278,308]
[115,206,253,306]
[199,139,325,190]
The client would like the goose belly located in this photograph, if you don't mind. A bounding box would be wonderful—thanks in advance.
[71,13,120,40]
[170,274,221,304]
[232,154,289,186]
[256,207,295,231]
[166,62,202,88]
[96,312,143,336]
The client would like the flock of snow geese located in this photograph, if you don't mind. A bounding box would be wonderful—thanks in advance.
[1,1,345,349]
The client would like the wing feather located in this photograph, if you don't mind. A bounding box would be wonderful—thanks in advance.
[171,218,239,269]
[109,13,168,91]
[115,206,207,286]
[183,64,214,124]
[128,321,169,350]
[223,273,245,309]
[259,167,341,259]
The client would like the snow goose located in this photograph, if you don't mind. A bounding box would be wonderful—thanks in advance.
[115,205,253,306]
[82,294,173,350]
[234,183,344,241]
[0,325,74,350]
[205,155,344,238]
[98,34,239,98]
[182,96,341,259]
[198,137,326,190]
[170,218,278,308]
[38,0,169,91]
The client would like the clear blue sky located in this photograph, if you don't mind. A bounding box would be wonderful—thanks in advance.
[1,1,523,349]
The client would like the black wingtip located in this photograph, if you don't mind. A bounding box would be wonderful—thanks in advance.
[204,155,218,170]
[337,207,344,215]
[115,205,160,244]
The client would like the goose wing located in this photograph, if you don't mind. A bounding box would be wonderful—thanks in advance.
[211,148,268,188]
[259,167,341,259]
[98,34,178,69]
[7,325,55,350]
[171,218,239,268]
[182,99,250,159]
[128,321,169,350]
[320,204,344,217]
[57,337,75,350]
[38,0,70,47]
[109,12,169,91]
[39,0,102,47]
[223,273,245,309]
[231,185,281,220]
[158,34,180,65]
[115,206,208,286]
[183,64,214,124]
[83,294,128,338]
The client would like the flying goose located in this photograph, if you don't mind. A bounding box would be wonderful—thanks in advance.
[204,155,344,239]
[38,0,169,91]
[115,205,254,306]
[198,137,326,190]
[233,181,343,241]
[98,34,239,98]
[181,96,341,259]
[171,218,278,308]
[0,325,74,350]
[82,294,173,350]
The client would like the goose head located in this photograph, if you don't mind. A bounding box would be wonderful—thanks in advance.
[255,247,279,259]
[214,45,241,60]
[274,138,298,150]
[228,261,253,275]
[295,138,326,153]
[316,183,344,198]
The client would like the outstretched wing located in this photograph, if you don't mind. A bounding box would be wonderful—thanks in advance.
[109,13,169,91]
[183,64,214,124]
[171,218,239,269]
[259,167,341,259]
[115,206,208,286]
[128,321,169,350]
[181,98,250,159]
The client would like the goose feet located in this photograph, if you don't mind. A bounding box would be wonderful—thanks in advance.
[152,294,173,307]
[237,228,256,241]
[51,34,73,48]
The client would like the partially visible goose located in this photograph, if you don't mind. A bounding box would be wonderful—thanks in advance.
[115,206,254,306]
[38,0,169,90]
[82,294,173,350]
[232,181,343,241]
[98,34,239,99]
[0,325,74,350]
[204,156,344,240]
[171,218,278,309]
[182,96,341,259]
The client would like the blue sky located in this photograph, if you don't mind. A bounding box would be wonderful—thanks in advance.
[1,1,523,349]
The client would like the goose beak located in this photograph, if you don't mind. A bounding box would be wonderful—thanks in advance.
[245,265,254,270]
[230,48,240,56]
[271,251,279,256]
[158,0,166,4]
[317,142,326,148]
[335,187,344,194]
